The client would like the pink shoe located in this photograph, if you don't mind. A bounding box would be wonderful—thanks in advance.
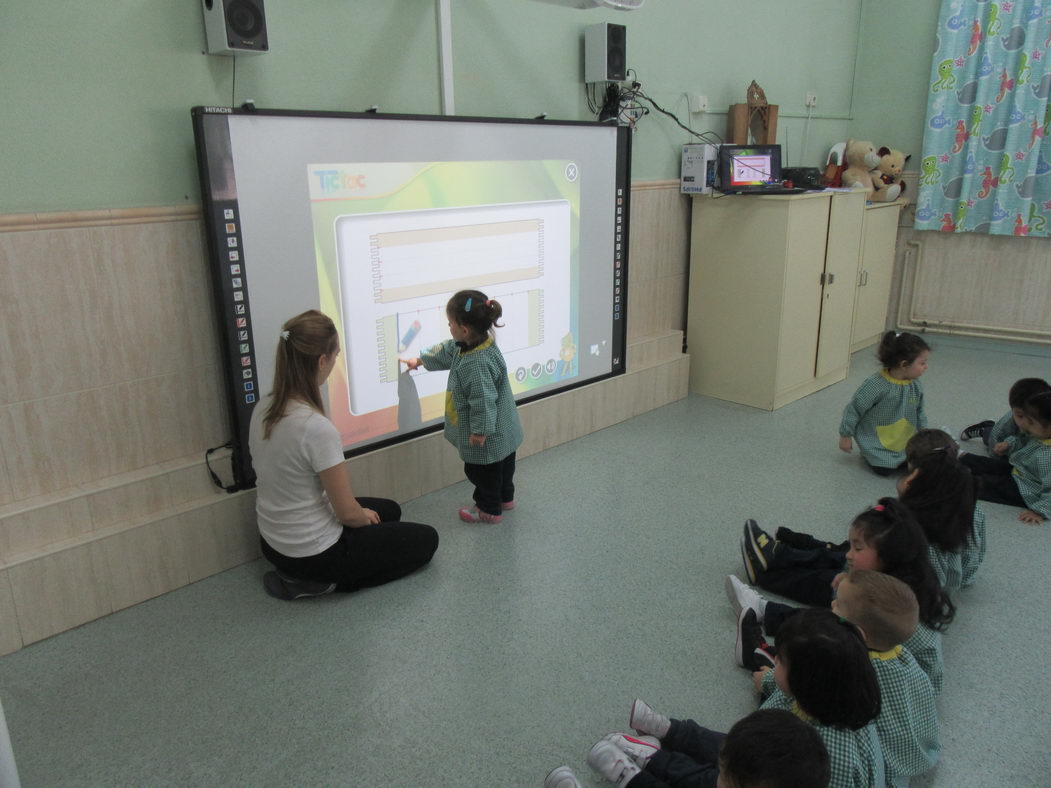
[501,500,515,511]
[459,506,503,524]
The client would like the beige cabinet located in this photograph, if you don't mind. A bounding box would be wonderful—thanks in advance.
[851,200,905,352]
[686,190,866,410]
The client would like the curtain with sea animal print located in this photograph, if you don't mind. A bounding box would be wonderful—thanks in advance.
[916,0,1051,237]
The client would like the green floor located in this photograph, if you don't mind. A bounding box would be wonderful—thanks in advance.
[1,339,1049,786]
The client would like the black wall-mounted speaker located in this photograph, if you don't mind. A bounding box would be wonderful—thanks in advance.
[584,23,626,83]
[202,0,269,56]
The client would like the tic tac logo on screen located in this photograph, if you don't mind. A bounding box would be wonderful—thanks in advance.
[311,169,367,197]
[307,163,433,201]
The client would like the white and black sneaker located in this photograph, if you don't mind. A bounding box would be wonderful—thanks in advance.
[724,574,767,623]
[604,732,660,766]
[544,766,582,788]
[628,698,671,738]
[587,739,641,788]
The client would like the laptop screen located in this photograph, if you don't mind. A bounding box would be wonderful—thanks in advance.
[716,145,782,192]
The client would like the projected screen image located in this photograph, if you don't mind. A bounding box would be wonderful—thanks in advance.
[310,161,579,446]
[192,108,629,485]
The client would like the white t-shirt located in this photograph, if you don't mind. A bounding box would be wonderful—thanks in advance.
[248,398,346,558]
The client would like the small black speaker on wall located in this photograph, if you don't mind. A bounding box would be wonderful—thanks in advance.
[584,23,626,83]
[202,0,269,56]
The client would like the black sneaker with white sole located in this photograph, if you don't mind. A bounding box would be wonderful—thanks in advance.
[960,419,994,441]
[263,571,337,601]
[744,519,778,573]
[736,608,775,671]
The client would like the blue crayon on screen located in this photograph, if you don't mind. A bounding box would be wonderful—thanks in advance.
[398,320,422,352]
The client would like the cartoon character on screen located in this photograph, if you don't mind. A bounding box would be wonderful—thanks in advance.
[557,332,578,380]
[401,290,524,524]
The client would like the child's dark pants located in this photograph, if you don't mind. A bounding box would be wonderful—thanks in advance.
[960,453,1027,508]
[464,451,516,515]
[628,719,726,788]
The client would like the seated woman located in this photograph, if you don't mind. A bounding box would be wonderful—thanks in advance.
[248,310,439,600]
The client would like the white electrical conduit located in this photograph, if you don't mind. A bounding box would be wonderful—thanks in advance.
[436,0,455,115]
[0,696,20,788]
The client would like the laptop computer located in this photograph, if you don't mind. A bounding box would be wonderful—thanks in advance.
[714,144,809,195]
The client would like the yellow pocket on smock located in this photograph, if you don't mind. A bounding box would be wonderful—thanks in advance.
[876,418,916,453]
[445,391,459,425]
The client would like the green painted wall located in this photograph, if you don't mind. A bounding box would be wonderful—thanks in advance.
[853,0,941,161]
[1,0,916,215]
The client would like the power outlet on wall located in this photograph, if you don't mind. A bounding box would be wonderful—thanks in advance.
[805,92,818,108]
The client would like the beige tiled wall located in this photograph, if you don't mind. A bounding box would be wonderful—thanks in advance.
[0,571,22,655]
[626,182,691,339]
[0,181,691,651]
[0,216,226,504]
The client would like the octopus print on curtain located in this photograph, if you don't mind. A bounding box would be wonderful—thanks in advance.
[916,0,1051,237]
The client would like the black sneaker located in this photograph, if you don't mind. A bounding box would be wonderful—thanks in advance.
[736,608,772,671]
[752,641,777,671]
[744,519,777,572]
[263,571,337,601]
[960,420,994,441]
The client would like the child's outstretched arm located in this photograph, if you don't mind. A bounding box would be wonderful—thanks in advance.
[403,340,457,372]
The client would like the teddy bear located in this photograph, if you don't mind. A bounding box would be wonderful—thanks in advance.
[876,147,910,197]
[840,139,900,202]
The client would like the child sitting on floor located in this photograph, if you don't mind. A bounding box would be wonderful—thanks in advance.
[838,331,930,476]
[752,609,885,788]
[959,377,1050,454]
[960,390,1051,524]
[738,572,939,787]
[545,708,831,788]
[730,499,953,692]
[832,571,939,786]
[899,429,986,591]
[560,614,882,787]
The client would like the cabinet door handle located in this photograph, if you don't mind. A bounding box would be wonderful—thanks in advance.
[827,272,835,285]
[862,270,869,286]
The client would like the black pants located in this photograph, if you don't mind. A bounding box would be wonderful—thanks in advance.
[259,497,439,592]
[756,533,846,637]
[627,719,726,788]
[463,452,516,515]
[758,540,844,608]
[960,453,1026,508]
[866,459,907,477]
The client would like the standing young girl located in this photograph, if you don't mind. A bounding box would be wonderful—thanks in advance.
[899,429,986,591]
[731,498,954,692]
[403,290,523,524]
[960,390,1051,524]
[839,331,930,475]
[249,310,439,600]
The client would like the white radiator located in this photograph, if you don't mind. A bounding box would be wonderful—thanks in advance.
[894,228,1051,345]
